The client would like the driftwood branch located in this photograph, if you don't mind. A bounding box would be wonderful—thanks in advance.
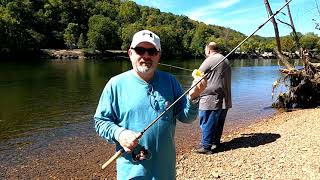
[267,0,320,108]
[274,48,294,69]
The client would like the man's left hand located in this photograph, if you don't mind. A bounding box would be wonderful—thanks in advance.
[188,76,207,100]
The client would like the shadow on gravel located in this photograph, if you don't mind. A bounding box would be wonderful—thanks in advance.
[215,133,281,153]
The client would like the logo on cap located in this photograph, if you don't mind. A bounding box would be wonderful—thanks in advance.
[130,30,161,51]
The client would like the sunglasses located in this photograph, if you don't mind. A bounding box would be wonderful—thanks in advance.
[131,47,159,56]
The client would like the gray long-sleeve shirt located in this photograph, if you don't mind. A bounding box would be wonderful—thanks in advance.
[199,53,232,110]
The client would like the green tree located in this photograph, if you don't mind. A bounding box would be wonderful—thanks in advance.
[64,23,78,49]
[77,33,86,49]
[94,1,118,20]
[118,1,140,25]
[242,38,259,53]
[182,29,194,55]
[175,15,195,31]
[300,32,319,50]
[281,36,296,52]
[1,1,45,50]
[87,15,120,51]
[42,0,65,47]
[120,22,143,50]
[145,8,161,26]
[190,23,210,56]
[161,12,176,26]
[259,39,275,52]
[0,6,19,49]
[26,29,46,48]
[148,25,180,56]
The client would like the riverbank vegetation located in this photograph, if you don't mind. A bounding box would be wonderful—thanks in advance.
[1,0,320,59]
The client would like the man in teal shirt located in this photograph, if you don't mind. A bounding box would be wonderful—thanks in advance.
[94,30,206,179]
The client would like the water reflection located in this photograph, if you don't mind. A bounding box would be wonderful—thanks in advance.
[0,58,284,143]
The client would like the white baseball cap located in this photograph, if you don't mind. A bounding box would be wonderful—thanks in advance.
[130,30,161,51]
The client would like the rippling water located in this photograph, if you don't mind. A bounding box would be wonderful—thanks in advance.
[162,58,286,132]
[0,58,288,151]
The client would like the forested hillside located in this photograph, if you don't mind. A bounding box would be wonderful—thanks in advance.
[1,0,319,58]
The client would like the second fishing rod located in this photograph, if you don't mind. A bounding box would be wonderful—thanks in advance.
[101,0,293,170]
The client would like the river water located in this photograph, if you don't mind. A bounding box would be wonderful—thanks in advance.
[0,58,287,152]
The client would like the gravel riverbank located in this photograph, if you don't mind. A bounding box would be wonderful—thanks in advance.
[1,108,319,179]
[176,108,320,179]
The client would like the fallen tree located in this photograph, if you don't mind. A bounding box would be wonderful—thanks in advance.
[272,55,320,108]
[264,0,320,108]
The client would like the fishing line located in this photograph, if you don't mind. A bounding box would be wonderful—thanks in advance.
[101,0,293,170]
[158,62,193,72]
[115,57,195,72]
[158,48,247,78]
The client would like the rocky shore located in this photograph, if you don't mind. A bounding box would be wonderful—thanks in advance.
[40,49,127,59]
[41,49,85,59]
[1,108,319,179]
[176,108,320,179]
[38,49,285,60]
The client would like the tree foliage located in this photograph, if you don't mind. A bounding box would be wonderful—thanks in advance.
[87,15,120,51]
[120,22,143,50]
[190,23,210,56]
[300,32,319,50]
[64,23,78,49]
[77,33,86,49]
[0,0,318,57]
[118,1,140,25]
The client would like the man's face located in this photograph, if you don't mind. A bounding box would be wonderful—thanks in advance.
[129,42,160,74]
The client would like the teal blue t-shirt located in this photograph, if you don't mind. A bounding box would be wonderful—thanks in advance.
[94,70,198,180]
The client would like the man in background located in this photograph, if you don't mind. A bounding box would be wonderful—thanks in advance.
[194,42,232,154]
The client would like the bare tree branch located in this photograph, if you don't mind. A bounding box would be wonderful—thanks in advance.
[285,0,303,61]
[264,0,282,52]
[277,18,293,28]
[315,0,320,16]
[264,0,294,69]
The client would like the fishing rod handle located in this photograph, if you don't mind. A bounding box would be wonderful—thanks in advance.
[101,148,124,169]
[101,132,143,169]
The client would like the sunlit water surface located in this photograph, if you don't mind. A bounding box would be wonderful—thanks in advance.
[0,58,291,152]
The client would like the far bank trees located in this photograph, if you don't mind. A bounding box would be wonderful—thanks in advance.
[0,0,319,58]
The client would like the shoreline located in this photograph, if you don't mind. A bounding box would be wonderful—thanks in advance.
[40,49,278,60]
[176,108,320,179]
[1,108,319,179]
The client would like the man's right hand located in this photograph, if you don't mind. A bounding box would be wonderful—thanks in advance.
[118,130,140,152]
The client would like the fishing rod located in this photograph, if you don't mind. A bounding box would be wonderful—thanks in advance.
[101,0,293,170]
